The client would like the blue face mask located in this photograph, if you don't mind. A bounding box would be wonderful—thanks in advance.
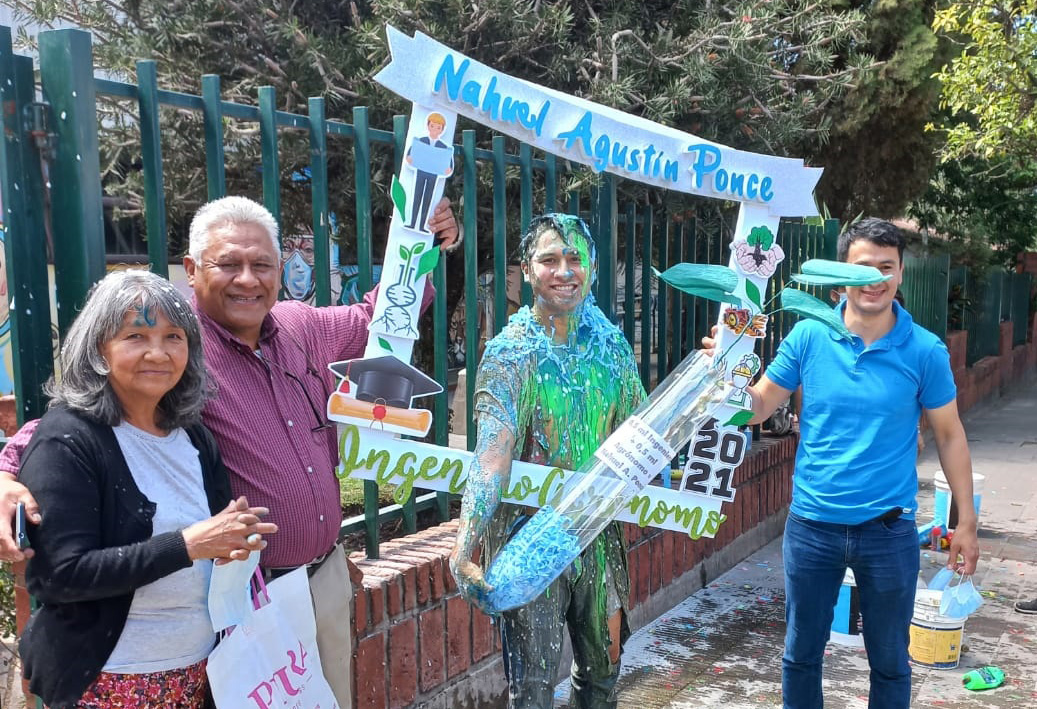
[282,250,315,301]
[940,572,983,618]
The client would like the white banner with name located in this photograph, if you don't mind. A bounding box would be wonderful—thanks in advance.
[375,27,822,216]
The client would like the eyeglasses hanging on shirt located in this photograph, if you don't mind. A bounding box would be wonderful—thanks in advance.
[253,346,334,433]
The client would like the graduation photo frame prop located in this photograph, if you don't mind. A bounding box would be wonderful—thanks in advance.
[335,25,829,544]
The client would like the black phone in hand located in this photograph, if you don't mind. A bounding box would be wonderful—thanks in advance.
[15,501,30,550]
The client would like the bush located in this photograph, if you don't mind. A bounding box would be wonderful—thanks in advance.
[0,564,15,637]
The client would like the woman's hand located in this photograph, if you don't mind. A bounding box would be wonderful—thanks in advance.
[182,496,277,561]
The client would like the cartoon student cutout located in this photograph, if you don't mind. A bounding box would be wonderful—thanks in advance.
[405,112,454,233]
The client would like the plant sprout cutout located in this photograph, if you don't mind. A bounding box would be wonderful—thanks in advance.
[656,258,892,352]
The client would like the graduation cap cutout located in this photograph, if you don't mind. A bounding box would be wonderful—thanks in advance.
[329,356,443,408]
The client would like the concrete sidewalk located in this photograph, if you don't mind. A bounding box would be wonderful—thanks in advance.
[556,376,1037,708]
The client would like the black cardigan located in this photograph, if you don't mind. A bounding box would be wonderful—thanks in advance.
[18,406,232,709]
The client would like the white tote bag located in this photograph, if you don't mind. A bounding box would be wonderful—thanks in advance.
[207,567,339,709]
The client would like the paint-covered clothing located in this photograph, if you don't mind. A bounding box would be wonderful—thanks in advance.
[765,301,956,524]
[474,303,645,708]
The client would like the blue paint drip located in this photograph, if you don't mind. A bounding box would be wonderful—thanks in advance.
[483,506,582,612]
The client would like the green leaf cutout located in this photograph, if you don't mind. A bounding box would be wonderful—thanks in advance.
[780,288,851,340]
[377,337,393,352]
[745,280,763,310]
[399,244,409,260]
[391,175,407,221]
[792,259,891,286]
[415,245,441,278]
[655,263,738,297]
[679,287,743,305]
[412,242,425,255]
[725,410,754,427]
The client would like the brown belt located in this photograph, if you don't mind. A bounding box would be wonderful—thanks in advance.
[263,545,336,581]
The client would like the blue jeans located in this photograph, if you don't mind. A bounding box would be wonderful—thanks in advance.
[782,511,919,709]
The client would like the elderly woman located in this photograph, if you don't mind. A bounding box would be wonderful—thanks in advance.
[18,269,277,709]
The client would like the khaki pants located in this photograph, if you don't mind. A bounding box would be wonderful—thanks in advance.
[309,546,353,708]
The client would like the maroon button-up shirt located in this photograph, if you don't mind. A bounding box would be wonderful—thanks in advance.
[194,293,376,568]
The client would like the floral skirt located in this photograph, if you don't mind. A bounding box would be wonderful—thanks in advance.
[76,659,208,709]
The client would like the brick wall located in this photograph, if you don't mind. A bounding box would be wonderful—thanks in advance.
[350,435,798,709]
[12,321,1037,709]
[344,326,1037,709]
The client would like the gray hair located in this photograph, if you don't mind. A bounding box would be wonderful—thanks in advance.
[187,196,279,260]
[47,269,208,430]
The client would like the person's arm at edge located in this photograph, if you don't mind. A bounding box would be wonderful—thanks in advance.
[449,411,515,610]
[0,420,42,562]
[745,374,794,426]
[925,399,979,574]
[701,325,796,426]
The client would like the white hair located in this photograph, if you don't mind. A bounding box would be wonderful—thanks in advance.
[187,196,279,260]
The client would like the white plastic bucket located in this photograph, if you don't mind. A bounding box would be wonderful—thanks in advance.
[933,470,984,529]
[909,589,966,669]
[829,569,864,647]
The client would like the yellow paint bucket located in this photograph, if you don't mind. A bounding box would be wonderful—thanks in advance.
[909,589,966,669]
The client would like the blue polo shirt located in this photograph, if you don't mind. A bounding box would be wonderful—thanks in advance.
[765,302,956,525]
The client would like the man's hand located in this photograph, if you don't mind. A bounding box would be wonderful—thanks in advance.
[701,324,718,356]
[450,555,495,612]
[947,516,980,574]
[0,473,40,562]
[428,197,461,251]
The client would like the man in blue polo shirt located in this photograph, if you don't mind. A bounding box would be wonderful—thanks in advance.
[717,218,980,708]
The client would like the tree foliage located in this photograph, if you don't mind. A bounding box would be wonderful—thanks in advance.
[811,1,950,222]
[11,0,880,242]
[907,155,1037,268]
[932,0,1037,161]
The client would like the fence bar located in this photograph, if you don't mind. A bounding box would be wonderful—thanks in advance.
[392,115,406,175]
[201,75,226,201]
[492,135,507,336]
[640,205,653,388]
[624,202,636,344]
[656,209,669,382]
[567,182,579,215]
[462,130,479,452]
[135,60,168,276]
[353,106,373,294]
[0,32,54,422]
[545,153,557,211]
[592,173,617,320]
[671,219,684,363]
[308,97,331,307]
[683,217,696,357]
[519,142,533,307]
[38,28,106,336]
[432,250,450,521]
[258,86,282,241]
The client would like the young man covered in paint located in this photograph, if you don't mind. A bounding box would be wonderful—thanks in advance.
[450,214,645,709]
[707,218,979,709]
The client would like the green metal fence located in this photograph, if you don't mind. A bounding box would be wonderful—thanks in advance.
[1008,272,1034,347]
[1,25,1033,561]
[0,26,728,558]
[903,254,950,340]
